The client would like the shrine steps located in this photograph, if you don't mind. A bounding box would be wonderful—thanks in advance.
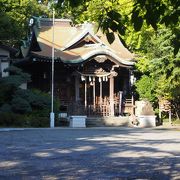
[86,116,130,127]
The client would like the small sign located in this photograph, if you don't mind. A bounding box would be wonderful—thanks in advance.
[58,113,67,118]
[159,99,171,112]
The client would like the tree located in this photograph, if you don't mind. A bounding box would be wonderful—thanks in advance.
[58,0,179,52]
[135,27,180,117]
[0,66,59,127]
[0,0,49,47]
[135,75,156,102]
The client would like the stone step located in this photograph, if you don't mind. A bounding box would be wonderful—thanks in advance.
[86,116,130,127]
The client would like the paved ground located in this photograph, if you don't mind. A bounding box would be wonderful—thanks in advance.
[0,127,180,180]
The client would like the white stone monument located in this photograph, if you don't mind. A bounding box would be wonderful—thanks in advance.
[135,100,156,127]
[69,116,87,128]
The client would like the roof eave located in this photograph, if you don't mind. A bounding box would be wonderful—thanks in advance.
[61,49,135,67]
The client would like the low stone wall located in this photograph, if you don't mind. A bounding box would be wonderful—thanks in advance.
[103,117,130,126]
[138,115,156,127]
[69,116,87,128]
[86,117,130,127]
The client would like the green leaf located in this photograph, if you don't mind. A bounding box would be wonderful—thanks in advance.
[107,10,121,23]
[117,24,126,36]
[106,32,115,44]
[134,16,143,31]
[68,0,83,7]
[109,21,118,32]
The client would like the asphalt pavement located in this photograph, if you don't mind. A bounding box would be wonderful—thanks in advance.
[0,127,180,180]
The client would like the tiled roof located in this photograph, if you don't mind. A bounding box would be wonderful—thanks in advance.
[28,18,135,66]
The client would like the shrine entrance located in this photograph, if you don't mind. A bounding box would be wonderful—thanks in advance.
[78,69,114,116]
[67,58,133,117]
[21,58,133,118]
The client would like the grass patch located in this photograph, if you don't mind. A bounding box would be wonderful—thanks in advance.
[173,119,180,124]
[163,118,180,125]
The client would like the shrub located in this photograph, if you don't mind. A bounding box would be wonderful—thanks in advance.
[26,116,50,127]
[13,89,52,110]
[0,112,26,127]
[11,97,32,114]
[0,103,11,112]
[135,75,156,102]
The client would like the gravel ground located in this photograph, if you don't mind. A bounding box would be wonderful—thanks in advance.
[0,127,180,180]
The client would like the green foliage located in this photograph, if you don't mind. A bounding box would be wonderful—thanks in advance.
[26,116,50,127]
[147,28,180,100]
[11,97,32,114]
[0,112,26,127]
[1,0,179,50]
[0,84,13,106]
[0,104,11,112]
[56,0,131,44]
[30,89,52,109]
[58,0,179,52]
[0,66,30,107]
[0,0,49,47]
[132,0,179,29]
[0,66,60,127]
[13,89,51,110]
[135,27,180,118]
[1,66,31,87]
[135,75,156,102]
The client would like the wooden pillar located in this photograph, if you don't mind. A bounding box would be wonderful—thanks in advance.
[131,93,134,115]
[85,79,87,108]
[119,91,123,115]
[75,75,80,102]
[169,110,172,125]
[93,79,96,109]
[109,75,114,116]
[100,80,102,105]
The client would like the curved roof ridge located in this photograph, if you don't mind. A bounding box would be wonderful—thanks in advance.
[61,24,106,51]
[62,48,135,66]
[96,30,134,60]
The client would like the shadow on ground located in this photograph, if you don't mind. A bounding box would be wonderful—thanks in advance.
[0,128,180,179]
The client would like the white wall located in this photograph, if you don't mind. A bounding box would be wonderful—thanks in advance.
[0,47,10,77]
[19,83,27,90]
[1,62,9,77]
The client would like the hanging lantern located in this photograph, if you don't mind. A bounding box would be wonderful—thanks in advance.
[105,76,108,81]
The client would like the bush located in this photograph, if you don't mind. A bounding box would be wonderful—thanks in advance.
[13,89,54,110]
[135,75,156,102]
[26,116,50,127]
[0,66,60,127]
[0,103,11,112]
[0,110,60,127]
[0,112,26,127]
[11,97,32,114]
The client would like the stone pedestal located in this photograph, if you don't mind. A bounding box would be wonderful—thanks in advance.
[134,100,156,128]
[138,115,156,127]
[69,116,87,128]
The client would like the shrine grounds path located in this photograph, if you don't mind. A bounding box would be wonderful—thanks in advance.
[0,127,180,180]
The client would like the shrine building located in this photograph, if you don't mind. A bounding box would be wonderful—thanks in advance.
[18,17,136,118]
